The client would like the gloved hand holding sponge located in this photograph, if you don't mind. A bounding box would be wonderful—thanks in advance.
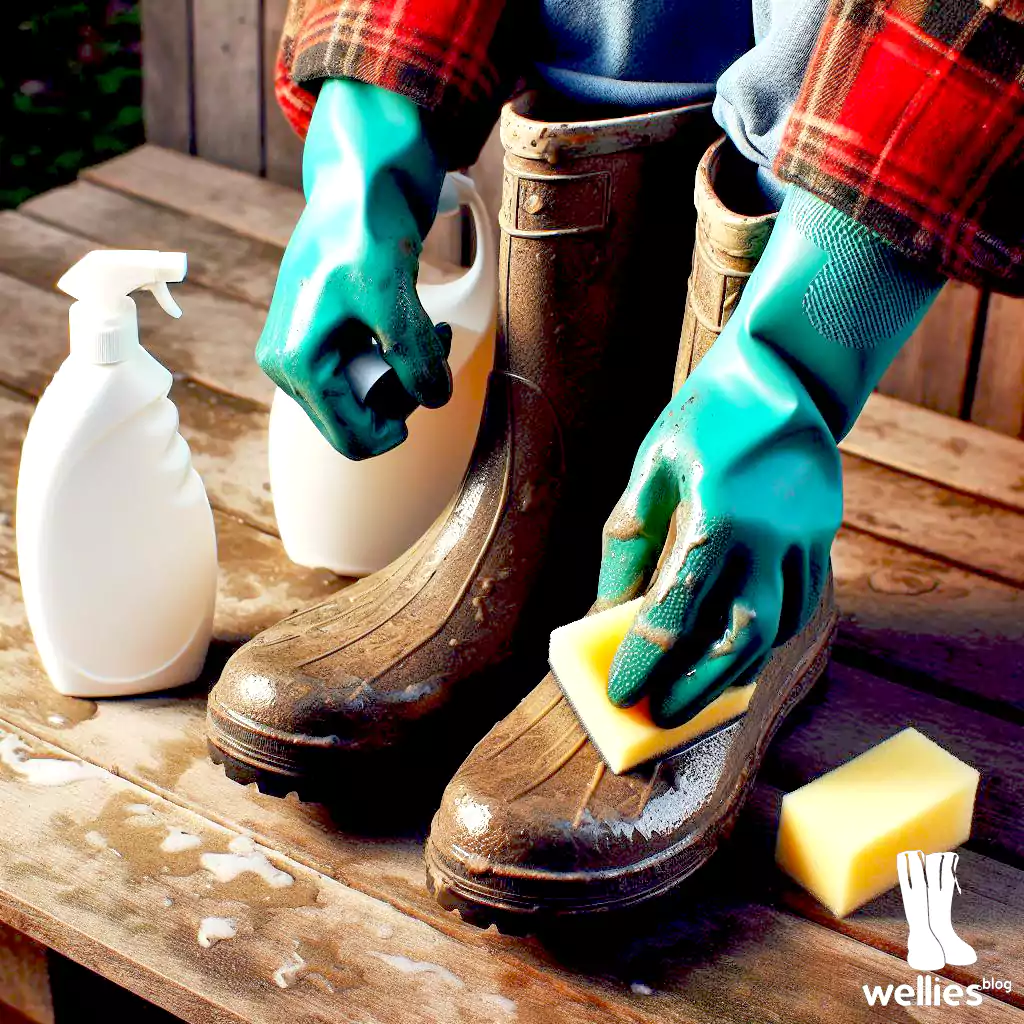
[258,78,454,460]
[597,187,943,727]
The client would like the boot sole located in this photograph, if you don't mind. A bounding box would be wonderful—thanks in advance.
[424,615,838,931]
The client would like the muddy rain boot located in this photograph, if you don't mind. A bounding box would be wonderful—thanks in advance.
[425,137,839,925]
[206,94,719,802]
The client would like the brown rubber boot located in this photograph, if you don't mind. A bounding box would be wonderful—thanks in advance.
[206,94,720,800]
[425,137,839,924]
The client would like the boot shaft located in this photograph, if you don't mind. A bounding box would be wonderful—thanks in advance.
[498,93,719,481]
[674,136,778,390]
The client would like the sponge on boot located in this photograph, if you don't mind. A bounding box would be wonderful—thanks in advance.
[549,598,756,774]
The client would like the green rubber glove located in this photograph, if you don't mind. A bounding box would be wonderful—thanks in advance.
[257,78,452,460]
[598,187,944,727]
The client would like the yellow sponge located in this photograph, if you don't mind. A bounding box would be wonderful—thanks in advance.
[776,728,979,917]
[548,598,756,775]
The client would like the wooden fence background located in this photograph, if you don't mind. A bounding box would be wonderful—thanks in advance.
[139,0,1024,439]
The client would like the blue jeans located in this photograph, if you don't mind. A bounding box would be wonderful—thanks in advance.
[531,0,828,206]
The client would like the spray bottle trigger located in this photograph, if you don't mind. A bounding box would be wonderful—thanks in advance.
[143,281,183,319]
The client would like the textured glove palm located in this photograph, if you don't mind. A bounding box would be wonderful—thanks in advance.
[257,78,451,460]
[597,187,943,727]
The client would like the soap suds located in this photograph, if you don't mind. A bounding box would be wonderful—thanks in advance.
[481,993,517,1014]
[197,917,237,948]
[0,734,106,786]
[201,835,293,888]
[84,830,108,849]
[274,950,306,990]
[372,953,464,988]
[162,829,202,854]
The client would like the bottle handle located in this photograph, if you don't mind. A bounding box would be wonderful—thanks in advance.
[419,172,497,378]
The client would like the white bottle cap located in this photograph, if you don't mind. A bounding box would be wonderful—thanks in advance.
[57,250,187,365]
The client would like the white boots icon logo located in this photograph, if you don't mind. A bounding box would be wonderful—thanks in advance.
[897,851,977,971]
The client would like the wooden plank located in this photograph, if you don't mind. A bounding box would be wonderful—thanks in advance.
[843,392,1024,514]
[739,787,1024,1008]
[81,146,473,283]
[192,0,263,175]
[0,923,52,1024]
[0,729,634,1024]
[261,0,304,189]
[877,282,982,417]
[21,182,282,312]
[4,653,1024,1024]
[4,385,1018,1021]
[140,0,194,154]
[833,528,1024,712]
[83,145,304,249]
[971,293,1024,439]
[841,452,1024,587]
[0,212,272,408]
[764,660,1024,865]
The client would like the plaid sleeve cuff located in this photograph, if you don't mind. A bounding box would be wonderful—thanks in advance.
[275,0,511,168]
[775,0,1024,296]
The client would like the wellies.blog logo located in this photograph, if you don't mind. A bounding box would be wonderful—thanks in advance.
[862,850,1011,1008]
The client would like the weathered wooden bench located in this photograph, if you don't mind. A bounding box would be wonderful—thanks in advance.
[0,142,1022,1024]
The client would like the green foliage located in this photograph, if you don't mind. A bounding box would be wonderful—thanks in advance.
[0,1,143,208]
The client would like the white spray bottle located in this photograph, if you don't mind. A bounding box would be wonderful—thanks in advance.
[16,250,217,697]
[269,172,497,576]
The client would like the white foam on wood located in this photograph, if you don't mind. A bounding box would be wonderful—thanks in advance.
[197,916,237,948]
[372,953,464,988]
[161,828,202,853]
[0,734,106,786]
[200,835,293,888]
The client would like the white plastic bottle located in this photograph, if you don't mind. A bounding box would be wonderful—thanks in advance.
[16,250,217,697]
[269,172,497,576]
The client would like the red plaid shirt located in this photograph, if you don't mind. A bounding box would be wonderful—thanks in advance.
[277,0,1024,294]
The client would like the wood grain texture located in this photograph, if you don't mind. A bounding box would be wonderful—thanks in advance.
[0,212,271,408]
[741,786,1024,1008]
[1,575,1022,1023]
[877,282,982,417]
[21,182,283,311]
[832,528,1024,712]
[140,0,194,154]
[192,0,263,175]
[971,293,1024,439]
[842,452,1024,587]
[843,392,1024,514]
[1,386,1019,1021]
[83,146,304,248]
[0,922,52,1024]
[0,728,632,1024]
[261,0,303,189]
[764,660,1024,865]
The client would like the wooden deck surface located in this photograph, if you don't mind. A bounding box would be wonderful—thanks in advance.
[0,145,1022,1023]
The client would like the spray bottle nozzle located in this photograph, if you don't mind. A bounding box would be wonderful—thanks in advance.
[57,250,188,365]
